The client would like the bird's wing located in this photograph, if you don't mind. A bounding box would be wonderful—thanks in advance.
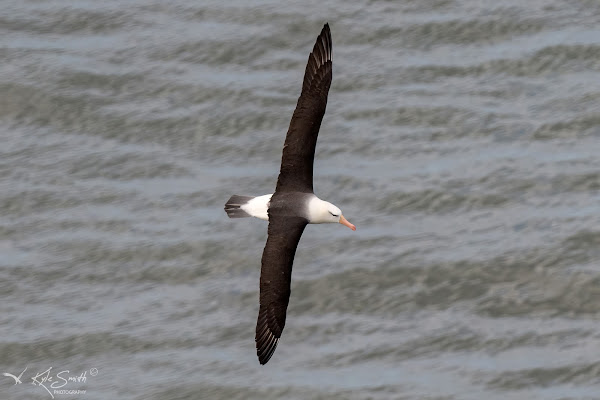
[275,23,333,193]
[255,215,308,364]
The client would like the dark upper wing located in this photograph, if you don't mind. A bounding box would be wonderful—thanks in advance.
[255,215,307,364]
[275,23,333,193]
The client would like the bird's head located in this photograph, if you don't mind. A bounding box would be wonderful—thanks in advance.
[309,198,356,230]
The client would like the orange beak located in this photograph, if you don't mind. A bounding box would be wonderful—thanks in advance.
[339,215,356,231]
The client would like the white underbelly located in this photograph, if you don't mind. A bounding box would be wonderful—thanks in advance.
[241,194,272,221]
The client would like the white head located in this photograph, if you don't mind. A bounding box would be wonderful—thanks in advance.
[307,197,356,230]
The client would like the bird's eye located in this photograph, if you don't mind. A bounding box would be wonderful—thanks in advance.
[329,211,338,217]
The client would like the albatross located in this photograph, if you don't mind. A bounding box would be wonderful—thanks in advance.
[224,23,355,365]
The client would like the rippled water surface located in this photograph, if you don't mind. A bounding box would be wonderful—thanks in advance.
[1,1,600,399]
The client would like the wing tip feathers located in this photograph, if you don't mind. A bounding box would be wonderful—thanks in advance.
[256,312,280,365]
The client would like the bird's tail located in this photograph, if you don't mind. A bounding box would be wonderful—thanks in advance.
[224,195,255,218]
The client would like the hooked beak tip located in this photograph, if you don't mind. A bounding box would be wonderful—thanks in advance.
[339,215,356,231]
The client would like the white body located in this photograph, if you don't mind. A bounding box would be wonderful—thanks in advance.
[241,193,343,224]
[241,194,272,221]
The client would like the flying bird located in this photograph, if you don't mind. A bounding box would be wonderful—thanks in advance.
[224,23,355,365]
[2,366,27,385]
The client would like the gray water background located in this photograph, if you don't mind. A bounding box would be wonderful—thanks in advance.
[1,0,600,399]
